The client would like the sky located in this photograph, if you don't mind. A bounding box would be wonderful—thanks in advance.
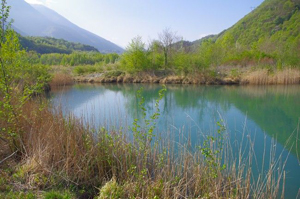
[24,0,264,48]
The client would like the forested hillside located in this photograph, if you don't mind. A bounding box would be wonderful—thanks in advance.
[19,36,99,54]
[219,0,299,46]
[201,0,300,67]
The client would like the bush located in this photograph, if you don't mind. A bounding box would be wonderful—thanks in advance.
[73,65,103,75]
[98,177,124,199]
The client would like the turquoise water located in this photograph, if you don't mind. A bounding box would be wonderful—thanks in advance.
[50,84,300,198]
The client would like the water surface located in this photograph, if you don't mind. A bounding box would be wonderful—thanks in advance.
[50,84,300,198]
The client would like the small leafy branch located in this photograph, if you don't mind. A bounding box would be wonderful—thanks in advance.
[198,120,226,178]
[130,85,167,180]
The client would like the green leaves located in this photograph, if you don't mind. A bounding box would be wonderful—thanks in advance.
[0,0,51,152]
[198,120,226,179]
[120,36,150,72]
[131,86,167,179]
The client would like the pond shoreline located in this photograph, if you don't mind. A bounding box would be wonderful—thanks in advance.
[71,68,300,85]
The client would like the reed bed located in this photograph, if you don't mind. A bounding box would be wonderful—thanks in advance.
[241,68,300,85]
[49,73,74,87]
[0,99,288,198]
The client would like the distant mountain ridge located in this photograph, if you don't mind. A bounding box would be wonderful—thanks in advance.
[8,0,123,53]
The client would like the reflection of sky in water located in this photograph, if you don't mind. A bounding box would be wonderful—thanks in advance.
[50,84,300,198]
[73,90,128,128]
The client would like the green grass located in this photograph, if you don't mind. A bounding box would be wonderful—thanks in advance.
[44,191,74,199]
[73,65,104,75]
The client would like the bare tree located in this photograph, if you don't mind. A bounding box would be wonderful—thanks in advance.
[158,28,181,70]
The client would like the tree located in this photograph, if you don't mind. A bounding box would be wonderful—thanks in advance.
[120,36,149,72]
[147,39,164,70]
[0,0,50,152]
[158,28,181,70]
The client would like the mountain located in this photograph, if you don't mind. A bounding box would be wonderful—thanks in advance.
[8,0,123,53]
[215,0,300,47]
[215,0,300,66]
[192,34,217,46]
[19,36,99,54]
[185,0,300,67]
[172,35,217,53]
[189,0,300,47]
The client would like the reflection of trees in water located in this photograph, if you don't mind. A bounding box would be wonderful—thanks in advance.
[236,85,300,98]
[170,85,231,122]
[53,84,300,157]
[211,85,300,156]
[111,84,300,157]
[111,84,164,122]
[105,84,232,132]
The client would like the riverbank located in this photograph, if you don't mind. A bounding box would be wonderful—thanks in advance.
[72,68,300,85]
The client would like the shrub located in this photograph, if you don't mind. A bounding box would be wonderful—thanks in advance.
[98,177,124,199]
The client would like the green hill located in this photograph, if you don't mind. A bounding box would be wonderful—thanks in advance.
[214,0,300,67]
[185,0,299,69]
[218,0,299,47]
[19,36,99,54]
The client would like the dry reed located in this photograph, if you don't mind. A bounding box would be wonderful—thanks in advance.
[50,73,74,87]
[241,68,300,85]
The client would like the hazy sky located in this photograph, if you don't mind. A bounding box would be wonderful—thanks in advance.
[25,0,264,48]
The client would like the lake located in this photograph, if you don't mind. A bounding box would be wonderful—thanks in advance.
[50,83,300,198]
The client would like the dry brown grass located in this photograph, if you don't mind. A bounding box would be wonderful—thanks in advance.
[13,101,134,186]
[271,68,300,84]
[50,73,74,87]
[241,68,300,85]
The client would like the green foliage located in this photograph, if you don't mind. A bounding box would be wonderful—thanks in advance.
[147,40,164,70]
[230,68,240,77]
[37,51,119,67]
[131,86,166,179]
[73,65,103,75]
[0,0,50,152]
[97,177,124,199]
[173,51,195,75]
[120,36,150,72]
[132,86,166,150]
[213,0,300,68]
[197,39,223,68]
[198,121,226,178]
[104,70,124,77]
[44,191,74,199]
[19,36,99,54]
[2,191,37,199]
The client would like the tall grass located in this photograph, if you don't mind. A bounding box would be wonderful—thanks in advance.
[0,98,288,198]
[241,68,300,85]
[50,73,74,87]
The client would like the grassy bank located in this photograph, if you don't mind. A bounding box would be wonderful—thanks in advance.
[71,67,300,85]
[0,94,287,198]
